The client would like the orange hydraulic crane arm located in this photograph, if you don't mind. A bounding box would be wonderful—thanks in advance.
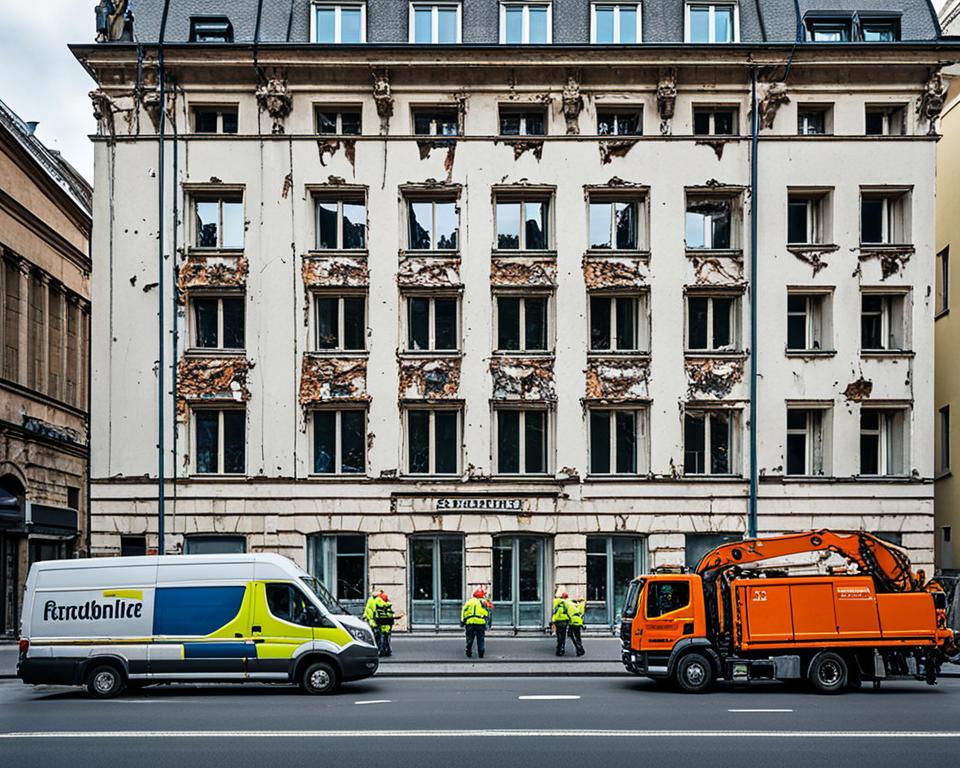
[695,529,931,594]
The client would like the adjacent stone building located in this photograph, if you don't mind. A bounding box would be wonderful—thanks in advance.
[76,0,947,630]
[0,99,92,637]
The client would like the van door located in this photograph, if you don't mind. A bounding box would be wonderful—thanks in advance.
[249,582,315,678]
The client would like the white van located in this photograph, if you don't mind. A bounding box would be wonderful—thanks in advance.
[17,553,379,697]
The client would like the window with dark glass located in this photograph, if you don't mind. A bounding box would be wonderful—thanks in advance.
[407,199,459,250]
[194,195,244,249]
[316,196,365,250]
[498,106,547,136]
[496,409,548,475]
[316,107,362,135]
[412,107,460,136]
[684,410,734,475]
[860,408,907,476]
[193,106,238,134]
[495,198,549,250]
[597,107,642,136]
[786,293,826,352]
[406,296,458,351]
[806,17,851,42]
[646,581,691,617]
[589,409,646,474]
[195,409,245,475]
[265,583,314,626]
[589,198,643,250]
[407,408,460,474]
[190,16,234,42]
[865,105,906,136]
[693,106,737,136]
[861,190,908,244]
[193,296,245,349]
[787,192,828,245]
[937,247,949,315]
[313,409,366,474]
[314,295,365,351]
[308,534,367,611]
[786,408,825,476]
[685,196,735,249]
[861,293,906,351]
[860,18,899,42]
[797,105,831,136]
[590,294,645,352]
[496,295,548,352]
[687,294,737,351]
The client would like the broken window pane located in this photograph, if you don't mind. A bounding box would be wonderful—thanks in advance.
[341,410,365,473]
[615,411,637,474]
[686,198,731,249]
[434,410,458,473]
[222,410,245,473]
[498,410,520,473]
[591,296,612,350]
[497,297,521,350]
[407,297,430,350]
[684,413,706,474]
[342,201,366,249]
[317,297,340,349]
[222,297,245,348]
[409,202,433,249]
[525,411,546,473]
[196,201,219,247]
[194,298,219,348]
[434,298,458,350]
[408,410,430,473]
[497,202,521,249]
[525,296,547,350]
[195,411,219,474]
[313,410,337,473]
[590,410,611,474]
[342,297,365,350]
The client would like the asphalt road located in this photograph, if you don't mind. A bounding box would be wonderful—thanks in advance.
[1,674,958,767]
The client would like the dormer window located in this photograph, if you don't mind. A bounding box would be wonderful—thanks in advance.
[313,4,366,44]
[189,16,233,43]
[861,17,900,42]
[806,16,851,42]
[591,3,641,44]
[685,3,737,43]
[500,2,552,44]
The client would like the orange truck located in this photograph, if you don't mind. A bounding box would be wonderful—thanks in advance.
[620,530,955,693]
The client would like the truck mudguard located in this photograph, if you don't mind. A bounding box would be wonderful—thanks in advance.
[666,637,721,676]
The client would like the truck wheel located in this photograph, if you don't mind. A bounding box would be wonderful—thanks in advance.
[676,652,713,693]
[301,661,338,695]
[808,652,847,694]
[85,664,125,699]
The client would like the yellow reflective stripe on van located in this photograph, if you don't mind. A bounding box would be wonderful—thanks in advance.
[102,589,143,600]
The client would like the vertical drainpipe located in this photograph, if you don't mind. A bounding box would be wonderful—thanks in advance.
[748,67,759,539]
[157,0,171,553]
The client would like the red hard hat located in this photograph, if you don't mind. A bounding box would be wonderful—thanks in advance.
[379,591,388,600]
[473,588,485,598]
[561,592,569,599]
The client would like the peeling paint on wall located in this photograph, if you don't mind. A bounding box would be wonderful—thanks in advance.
[843,376,873,401]
[491,258,557,287]
[318,138,357,170]
[500,139,544,161]
[302,256,369,288]
[695,139,732,160]
[398,256,462,288]
[858,247,914,279]
[585,358,650,401]
[789,247,832,277]
[176,357,252,417]
[689,255,744,285]
[177,255,248,297]
[299,356,369,406]
[490,357,556,401]
[582,257,646,289]
[685,358,744,399]
[599,140,635,164]
[399,357,462,399]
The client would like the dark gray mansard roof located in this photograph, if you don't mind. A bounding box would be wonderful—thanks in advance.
[126,0,941,45]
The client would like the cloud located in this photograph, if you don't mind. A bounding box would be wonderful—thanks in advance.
[0,0,97,181]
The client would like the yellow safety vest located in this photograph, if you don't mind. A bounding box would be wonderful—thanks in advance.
[363,595,378,628]
[461,597,490,625]
[569,600,585,627]
[552,597,571,623]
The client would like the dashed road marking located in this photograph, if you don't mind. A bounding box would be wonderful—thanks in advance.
[354,700,392,705]
[728,709,794,713]
[518,695,581,701]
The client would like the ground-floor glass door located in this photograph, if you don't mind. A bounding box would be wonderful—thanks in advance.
[492,536,545,629]
[409,535,464,628]
[585,536,645,627]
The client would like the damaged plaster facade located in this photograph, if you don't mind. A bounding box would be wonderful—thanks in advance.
[78,0,943,630]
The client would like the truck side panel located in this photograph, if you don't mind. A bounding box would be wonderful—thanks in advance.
[877,594,937,641]
[790,583,840,642]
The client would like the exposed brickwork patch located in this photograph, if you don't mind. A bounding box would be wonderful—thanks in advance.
[300,356,369,406]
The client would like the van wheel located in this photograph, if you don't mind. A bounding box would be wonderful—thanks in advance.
[808,652,848,694]
[86,664,125,699]
[676,652,713,693]
[301,661,338,695]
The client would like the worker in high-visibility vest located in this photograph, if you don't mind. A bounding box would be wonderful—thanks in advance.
[568,597,586,657]
[461,588,491,659]
[363,590,383,650]
[364,590,396,657]
[551,590,571,657]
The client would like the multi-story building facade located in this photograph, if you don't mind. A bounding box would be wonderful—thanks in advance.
[0,99,92,636]
[76,0,947,630]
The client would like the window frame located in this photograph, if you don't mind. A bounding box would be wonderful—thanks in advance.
[797,104,833,136]
[493,194,553,252]
[859,406,909,477]
[683,407,739,476]
[937,247,949,316]
[587,192,648,252]
[191,105,239,135]
[192,407,246,476]
[785,405,829,477]
[939,405,951,475]
[404,196,461,251]
[785,289,832,354]
[191,191,245,250]
[311,407,368,475]
[805,16,852,42]
[865,104,907,136]
[590,2,642,44]
[307,533,369,608]
[403,293,461,353]
[493,406,552,476]
[684,2,739,43]
[404,406,462,476]
[685,192,741,251]
[493,291,552,353]
[497,105,548,137]
[685,292,741,353]
[587,406,650,476]
[692,105,739,136]
[860,290,910,353]
[313,291,367,352]
[596,105,644,136]
[786,189,832,246]
[499,1,553,44]
[311,3,367,43]
[588,291,649,354]
[189,16,234,42]
[409,2,463,44]
[314,193,368,251]
[190,293,246,351]
[410,106,462,137]
[315,105,363,136]
[859,188,910,246]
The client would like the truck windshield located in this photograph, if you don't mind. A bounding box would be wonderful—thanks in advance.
[301,576,350,615]
[622,579,643,619]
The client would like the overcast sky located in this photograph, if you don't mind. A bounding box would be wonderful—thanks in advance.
[0,0,953,186]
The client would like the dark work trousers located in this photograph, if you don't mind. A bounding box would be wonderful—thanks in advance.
[554,621,569,656]
[465,624,486,658]
[378,628,392,657]
[569,625,584,656]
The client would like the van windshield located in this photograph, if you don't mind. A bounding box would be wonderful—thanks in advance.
[301,576,349,615]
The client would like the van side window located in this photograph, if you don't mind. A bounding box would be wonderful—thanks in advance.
[265,583,314,626]
[646,581,691,618]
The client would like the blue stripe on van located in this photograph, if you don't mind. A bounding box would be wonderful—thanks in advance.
[182,642,257,659]
[153,586,246,636]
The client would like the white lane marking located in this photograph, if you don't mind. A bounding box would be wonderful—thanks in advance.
[354,700,392,705]
[3,730,956,740]
[518,695,581,701]
[728,709,794,713]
